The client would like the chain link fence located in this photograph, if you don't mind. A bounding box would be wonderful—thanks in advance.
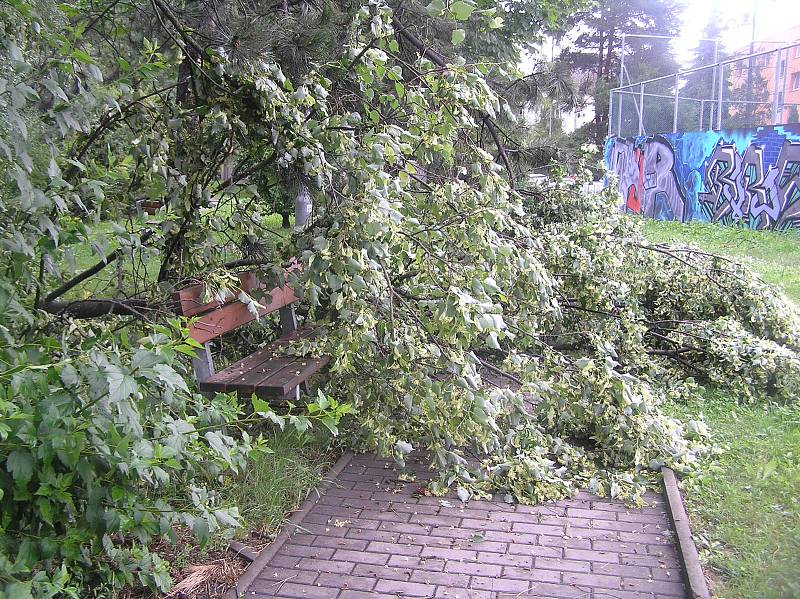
[610,42,800,137]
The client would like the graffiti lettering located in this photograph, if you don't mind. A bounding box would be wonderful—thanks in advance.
[701,139,800,229]
[607,135,685,221]
[604,125,800,230]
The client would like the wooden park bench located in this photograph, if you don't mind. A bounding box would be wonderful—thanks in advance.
[174,270,328,401]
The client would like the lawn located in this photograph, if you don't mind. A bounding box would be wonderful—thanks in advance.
[642,218,800,599]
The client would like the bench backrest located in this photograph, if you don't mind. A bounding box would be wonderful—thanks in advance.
[174,271,298,344]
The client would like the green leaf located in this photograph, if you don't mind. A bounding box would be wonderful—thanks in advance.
[105,365,137,402]
[451,29,466,45]
[450,1,475,20]
[426,0,446,16]
[6,450,35,485]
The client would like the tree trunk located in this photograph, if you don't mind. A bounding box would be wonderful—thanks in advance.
[294,179,312,230]
[281,211,291,228]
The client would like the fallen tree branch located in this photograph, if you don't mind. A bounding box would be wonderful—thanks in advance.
[41,298,157,319]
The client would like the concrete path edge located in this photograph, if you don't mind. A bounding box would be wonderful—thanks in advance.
[223,451,355,599]
[661,467,712,599]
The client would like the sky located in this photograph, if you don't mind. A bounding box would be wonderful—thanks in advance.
[676,0,800,63]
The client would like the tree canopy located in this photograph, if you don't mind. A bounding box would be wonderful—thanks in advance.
[2,0,800,596]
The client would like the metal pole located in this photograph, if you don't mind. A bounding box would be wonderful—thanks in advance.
[608,89,614,136]
[717,62,725,130]
[772,48,783,124]
[619,32,626,87]
[700,99,705,129]
[618,86,624,135]
[709,41,719,130]
[780,48,789,122]
[673,74,680,132]
[638,83,645,135]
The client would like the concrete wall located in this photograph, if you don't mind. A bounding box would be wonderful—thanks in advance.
[604,124,800,230]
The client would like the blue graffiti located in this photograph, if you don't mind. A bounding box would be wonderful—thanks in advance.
[604,124,800,230]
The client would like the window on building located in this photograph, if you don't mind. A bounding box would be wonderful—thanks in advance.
[795,45,800,59]
[793,72,800,90]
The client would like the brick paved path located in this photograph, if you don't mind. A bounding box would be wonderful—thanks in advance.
[240,453,687,599]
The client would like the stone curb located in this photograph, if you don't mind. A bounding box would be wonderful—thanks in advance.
[223,451,355,599]
[661,467,711,599]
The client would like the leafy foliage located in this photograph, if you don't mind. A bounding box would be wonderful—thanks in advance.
[2,0,800,596]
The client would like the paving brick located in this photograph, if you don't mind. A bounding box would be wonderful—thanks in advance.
[434,587,493,599]
[496,581,593,598]
[563,547,620,563]
[352,563,412,581]
[502,565,562,583]
[375,578,436,596]
[409,569,470,587]
[444,560,502,577]
[535,556,590,573]
[272,581,336,598]
[510,522,565,536]
[296,557,355,575]
[314,572,376,592]
[471,575,533,593]
[256,567,318,586]
[332,548,389,565]
[476,550,532,568]
[420,546,478,561]
[311,536,370,551]
[562,570,622,589]
[622,576,686,596]
[388,555,447,572]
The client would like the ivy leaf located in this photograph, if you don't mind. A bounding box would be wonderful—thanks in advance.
[450,1,475,20]
[451,29,466,45]
[6,450,35,485]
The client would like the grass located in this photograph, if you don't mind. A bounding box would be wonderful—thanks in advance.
[219,430,336,536]
[642,218,800,599]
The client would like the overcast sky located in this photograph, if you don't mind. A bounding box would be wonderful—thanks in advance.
[677,0,800,61]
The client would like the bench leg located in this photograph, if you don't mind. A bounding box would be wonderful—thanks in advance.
[282,386,301,403]
[279,305,297,337]
[192,342,215,383]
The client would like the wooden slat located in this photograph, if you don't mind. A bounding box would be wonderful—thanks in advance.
[175,273,259,317]
[225,357,303,396]
[198,326,324,395]
[187,285,298,343]
[262,356,330,396]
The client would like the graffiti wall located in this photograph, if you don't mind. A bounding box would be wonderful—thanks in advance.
[604,124,800,230]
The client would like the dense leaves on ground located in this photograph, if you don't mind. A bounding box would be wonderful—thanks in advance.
[1,0,799,596]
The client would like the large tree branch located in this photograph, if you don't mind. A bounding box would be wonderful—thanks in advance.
[41,298,157,319]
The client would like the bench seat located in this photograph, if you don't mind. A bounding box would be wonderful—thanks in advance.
[174,268,327,401]
[199,327,328,398]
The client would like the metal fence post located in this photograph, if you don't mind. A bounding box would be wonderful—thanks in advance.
[717,62,724,130]
[699,99,705,129]
[617,87,624,136]
[608,89,614,137]
[673,74,679,132]
[772,48,783,124]
[638,84,645,135]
